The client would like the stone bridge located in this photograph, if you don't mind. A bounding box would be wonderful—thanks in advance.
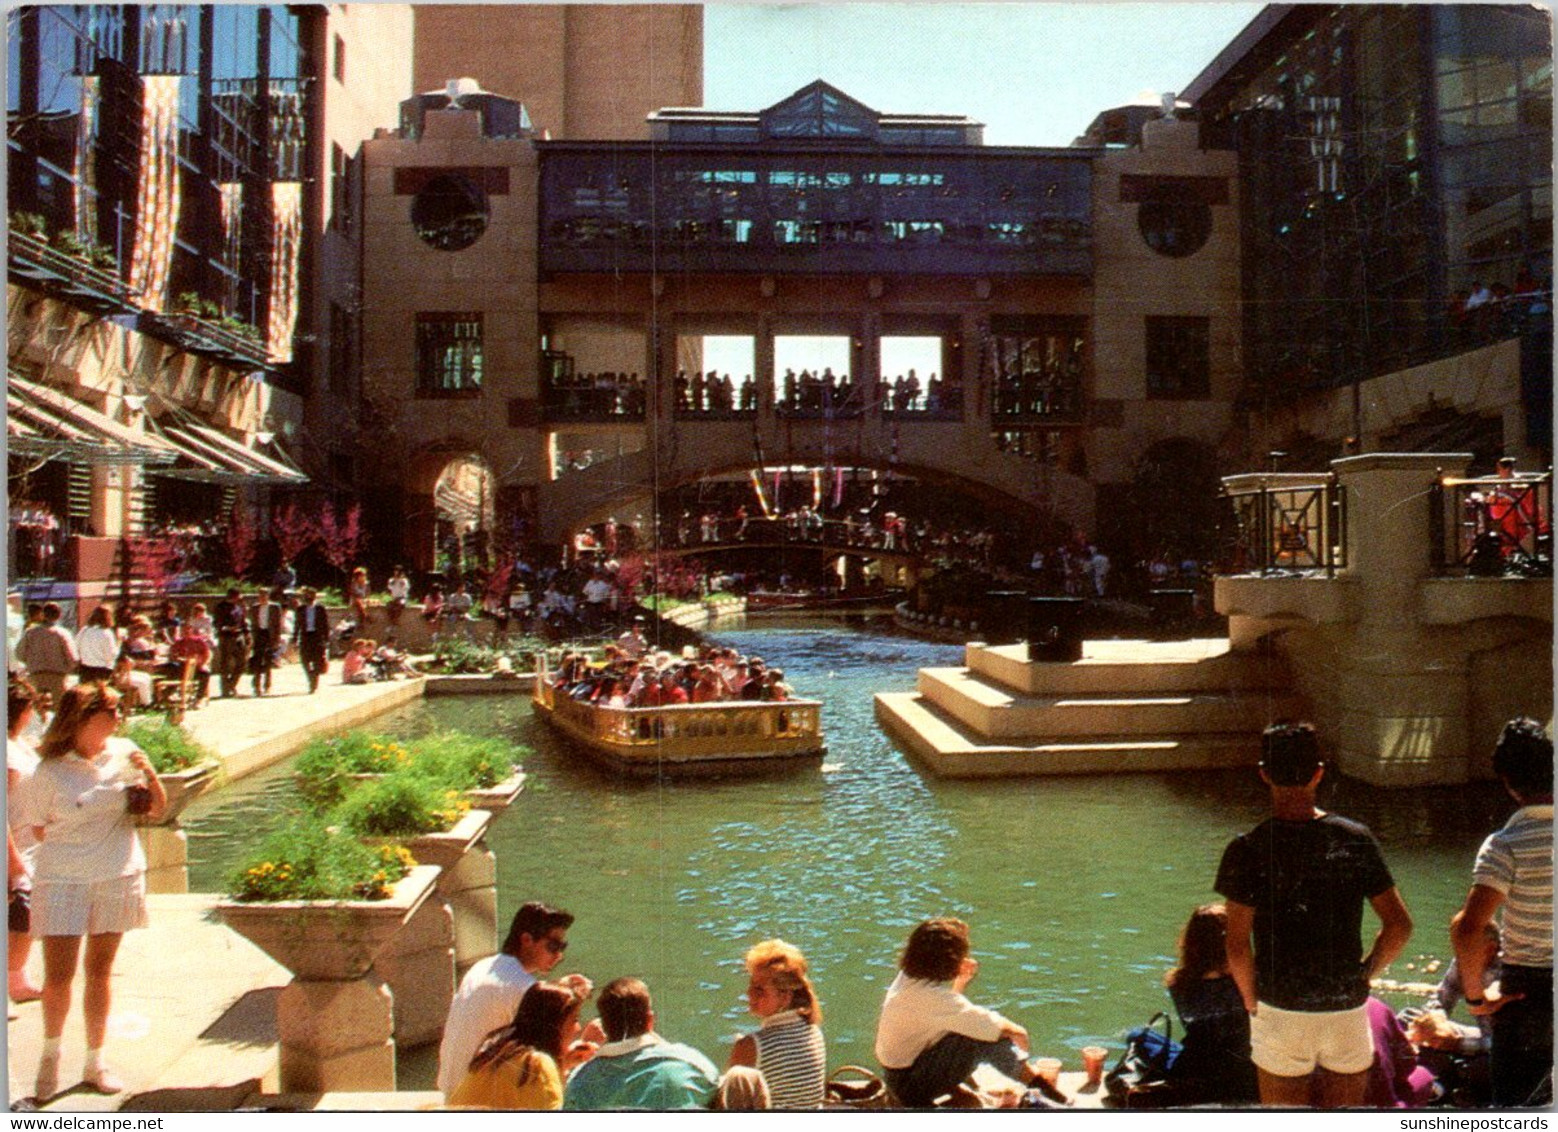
[534,414,1093,544]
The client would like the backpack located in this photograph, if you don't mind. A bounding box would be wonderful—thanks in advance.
[1103,1011,1183,1108]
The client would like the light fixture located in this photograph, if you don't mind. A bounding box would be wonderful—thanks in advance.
[255,430,275,445]
[123,394,148,412]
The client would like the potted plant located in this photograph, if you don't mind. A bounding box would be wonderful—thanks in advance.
[412,731,527,816]
[218,816,434,979]
[9,211,47,239]
[120,717,220,825]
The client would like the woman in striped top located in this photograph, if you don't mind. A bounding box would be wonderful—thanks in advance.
[728,938,826,1109]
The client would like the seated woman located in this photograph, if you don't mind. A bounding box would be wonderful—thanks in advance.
[341,639,375,685]
[729,939,826,1110]
[447,981,595,1110]
[1163,903,1258,1106]
[875,917,1056,1108]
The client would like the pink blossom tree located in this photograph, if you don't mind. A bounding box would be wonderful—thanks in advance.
[271,498,317,574]
[317,500,364,588]
[223,504,257,581]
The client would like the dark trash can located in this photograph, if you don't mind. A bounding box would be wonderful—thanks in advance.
[1149,589,1195,640]
[983,590,1029,646]
[1028,596,1084,662]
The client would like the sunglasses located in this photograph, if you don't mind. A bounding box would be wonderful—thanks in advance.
[544,936,569,955]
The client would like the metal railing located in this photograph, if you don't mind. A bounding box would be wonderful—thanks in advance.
[1221,473,1346,576]
[1431,472,1552,577]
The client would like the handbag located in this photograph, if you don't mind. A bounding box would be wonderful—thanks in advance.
[824,1065,892,1110]
[1103,1011,1182,1108]
[8,887,30,934]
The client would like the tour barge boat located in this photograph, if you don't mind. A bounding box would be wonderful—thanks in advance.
[532,661,826,777]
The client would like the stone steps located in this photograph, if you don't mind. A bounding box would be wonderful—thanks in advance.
[875,692,1260,778]
[965,639,1293,696]
[915,666,1304,740]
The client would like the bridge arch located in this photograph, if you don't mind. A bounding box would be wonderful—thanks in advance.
[536,419,1094,545]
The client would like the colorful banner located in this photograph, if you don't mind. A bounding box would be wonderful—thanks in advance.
[74,76,100,246]
[266,181,303,363]
[126,74,183,310]
[749,469,774,518]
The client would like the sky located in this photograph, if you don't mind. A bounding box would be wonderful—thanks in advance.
[704,3,1266,148]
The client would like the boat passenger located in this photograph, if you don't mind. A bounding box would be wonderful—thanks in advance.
[728,939,826,1109]
[447,981,596,1110]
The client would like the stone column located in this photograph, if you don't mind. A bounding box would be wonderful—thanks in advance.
[137,826,190,894]
[1326,452,1474,785]
[371,897,455,1049]
[446,844,499,978]
[277,976,397,1093]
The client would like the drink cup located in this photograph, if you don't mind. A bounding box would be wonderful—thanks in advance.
[1034,1057,1063,1086]
[1082,1046,1108,1087]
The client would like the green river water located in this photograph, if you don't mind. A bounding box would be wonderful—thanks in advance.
[181,615,1513,1084]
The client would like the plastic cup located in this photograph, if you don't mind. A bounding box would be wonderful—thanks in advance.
[1034,1057,1063,1085]
[1082,1046,1108,1087]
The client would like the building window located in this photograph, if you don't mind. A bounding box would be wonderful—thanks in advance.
[411,173,490,251]
[333,34,346,83]
[416,313,483,395]
[1146,317,1211,399]
[331,143,351,233]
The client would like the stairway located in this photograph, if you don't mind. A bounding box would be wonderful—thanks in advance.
[875,638,1303,778]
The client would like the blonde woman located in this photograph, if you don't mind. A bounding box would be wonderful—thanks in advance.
[728,939,826,1109]
[25,684,165,1100]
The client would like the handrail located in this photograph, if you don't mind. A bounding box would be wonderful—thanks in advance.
[1430,471,1551,577]
[1220,472,1346,576]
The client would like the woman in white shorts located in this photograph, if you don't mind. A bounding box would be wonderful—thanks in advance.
[24,683,165,1101]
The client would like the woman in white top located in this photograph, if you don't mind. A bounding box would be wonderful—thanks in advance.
[74,606,120,683]
[8,676,42,1002]
[25,683,166,1101]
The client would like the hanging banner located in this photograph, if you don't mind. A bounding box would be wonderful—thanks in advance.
[266,181,303,363]
[74,76,101,246]
[833,467,845,510]
[748,469,774,518]
[126,75,183,310]
[812,467,823,510]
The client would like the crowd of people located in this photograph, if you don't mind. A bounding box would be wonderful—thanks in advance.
[543,371,647,419]
[413,718,1547,1112]
[550,632,793,708]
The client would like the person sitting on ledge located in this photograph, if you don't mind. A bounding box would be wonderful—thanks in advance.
[875,917,1067,1108]
[564,976,721,1110]
[447,981,596,1110]
[437,902,597,1098]
[341,639,374,685]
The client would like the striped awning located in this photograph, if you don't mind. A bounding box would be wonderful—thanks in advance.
[7,371,179,466]
[150,421,308,485]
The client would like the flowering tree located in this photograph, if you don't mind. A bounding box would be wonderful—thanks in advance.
[124,535,181,604]
[317,501,364,585]
[271,498,317,569]
[223,504,257,580]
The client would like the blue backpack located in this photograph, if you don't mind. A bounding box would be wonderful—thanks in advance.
[1103,1012,1183,1107]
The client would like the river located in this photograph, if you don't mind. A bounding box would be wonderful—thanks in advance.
[182,614,1512,1083]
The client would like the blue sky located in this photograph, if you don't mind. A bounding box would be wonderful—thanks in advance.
[705,3,1264,147]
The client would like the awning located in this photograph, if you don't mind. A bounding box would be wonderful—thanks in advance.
[151,422,308,485]
[7,371,180,467]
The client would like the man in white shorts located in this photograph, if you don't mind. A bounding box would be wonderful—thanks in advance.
[1215,722,1415,1107]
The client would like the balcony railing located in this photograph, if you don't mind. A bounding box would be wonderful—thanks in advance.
[1430,472,1552,577]
[542,375,646,422]
[7,230,137,316]
[1222,473,1347,576]
[139,310,272,370]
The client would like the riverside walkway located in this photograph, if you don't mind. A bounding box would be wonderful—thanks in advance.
[8,665,452,1112]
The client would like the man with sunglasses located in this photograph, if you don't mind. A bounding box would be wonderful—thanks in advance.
[436,901,596,1098]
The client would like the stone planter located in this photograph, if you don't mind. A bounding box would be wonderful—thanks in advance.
[465,766,526,817]
[135,761,219,894]
[371,810,492,1048]
[217,865,440,1093]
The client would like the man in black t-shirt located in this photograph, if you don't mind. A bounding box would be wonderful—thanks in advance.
[1215,722,1414,1108]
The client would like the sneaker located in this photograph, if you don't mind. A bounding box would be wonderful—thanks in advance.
[34,1055,58,1102]
[83,1064,124,1095]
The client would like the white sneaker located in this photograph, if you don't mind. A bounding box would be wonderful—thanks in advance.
[83,1064,124,1095]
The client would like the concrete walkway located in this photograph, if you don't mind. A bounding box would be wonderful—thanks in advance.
[8,895,289,1112]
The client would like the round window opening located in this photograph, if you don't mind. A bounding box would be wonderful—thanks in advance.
[1138,188,1212,258]
[411,174,490,251]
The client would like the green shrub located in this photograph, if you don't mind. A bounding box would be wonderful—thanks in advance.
[406,731,519,790]
[9,211,47,237]
[229,816,413,902]
[122,716,216,774]
[294,732,411,807]
[332,770,469,838]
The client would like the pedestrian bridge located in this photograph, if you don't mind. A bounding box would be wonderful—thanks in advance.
[534,414,1093,543]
